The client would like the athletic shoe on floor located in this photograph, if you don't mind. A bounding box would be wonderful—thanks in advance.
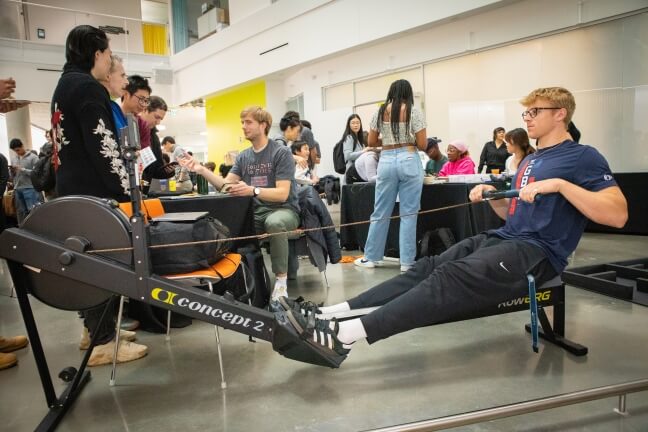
[269,296,322,318]
[87,339,148,367]
[0,335,29,353]
[400,265,412,272]
[79,327,137,350]
[354,257,377,268]
[285,310,351,359]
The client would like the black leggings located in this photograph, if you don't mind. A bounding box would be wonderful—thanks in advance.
[347,234,557,344]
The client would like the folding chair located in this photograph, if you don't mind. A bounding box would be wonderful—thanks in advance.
[114,199,242,389]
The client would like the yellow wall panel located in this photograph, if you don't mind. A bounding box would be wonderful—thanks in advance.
[142,23,168,56]
[205,81,266,167]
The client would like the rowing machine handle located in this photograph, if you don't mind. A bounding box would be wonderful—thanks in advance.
[482,189,542,201]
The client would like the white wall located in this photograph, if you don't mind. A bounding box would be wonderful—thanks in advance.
[0,38,172,106]
[171,0,504,105]
[279,0,648,175]
[228,0,271,24]
[142,0,169,24]
[24,0,144,54]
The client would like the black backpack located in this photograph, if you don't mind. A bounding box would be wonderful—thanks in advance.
[31,148,56,193]
[332,138,346,174]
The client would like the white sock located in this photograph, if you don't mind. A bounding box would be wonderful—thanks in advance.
[335,319,367,346]
[272,277,288,298]
[319,302,351,314]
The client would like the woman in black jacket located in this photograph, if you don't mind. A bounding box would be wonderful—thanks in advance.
[478,126,509,173]
[50,25,147,366]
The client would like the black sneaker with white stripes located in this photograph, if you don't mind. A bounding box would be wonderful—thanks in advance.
[269,296,322,318]
[285,309,350,360]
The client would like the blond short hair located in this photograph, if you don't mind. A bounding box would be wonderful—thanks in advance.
[109,54,123,74]
[521,87,575,126]
[240,106,272,135]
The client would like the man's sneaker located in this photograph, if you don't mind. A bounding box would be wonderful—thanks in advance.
[0,335,29,353]
[286,310,350,358]
[269,296,321,318]
[0,352,18,370]
[271,282,288,301]
[87,339,148,367]
[79,327,137,350]
[400,265,412,272]
[354,257,376,268]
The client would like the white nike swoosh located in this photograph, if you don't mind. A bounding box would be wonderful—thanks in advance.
[499,261,509,272]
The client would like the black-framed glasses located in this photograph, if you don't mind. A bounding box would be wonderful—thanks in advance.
[521,107,561,119]
[135,95,151,107]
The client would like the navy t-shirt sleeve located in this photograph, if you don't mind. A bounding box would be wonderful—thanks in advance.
[574,146,617,192]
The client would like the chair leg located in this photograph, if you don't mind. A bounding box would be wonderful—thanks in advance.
[213,326,227,389]
[207,281,227,389]
[165,310,172,342]
[321,270,329,295]
[110,296,126,386]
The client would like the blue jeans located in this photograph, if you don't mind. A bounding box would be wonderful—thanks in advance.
[364,148,423,266]
[15,187,42,224]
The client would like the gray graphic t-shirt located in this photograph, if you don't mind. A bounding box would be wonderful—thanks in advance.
[230,139,300,213]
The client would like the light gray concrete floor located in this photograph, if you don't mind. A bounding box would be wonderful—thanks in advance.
[1,230,647,431]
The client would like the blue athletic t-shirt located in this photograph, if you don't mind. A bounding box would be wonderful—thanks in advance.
[491,140,617,273]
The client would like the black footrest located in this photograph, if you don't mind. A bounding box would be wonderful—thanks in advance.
[271,311,347,368]
[525,323,588,356]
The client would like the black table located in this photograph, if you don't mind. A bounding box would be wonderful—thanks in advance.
[161,194,258,249]
[340,183,503,257]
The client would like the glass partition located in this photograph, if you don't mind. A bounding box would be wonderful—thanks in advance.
[171,0,229,53]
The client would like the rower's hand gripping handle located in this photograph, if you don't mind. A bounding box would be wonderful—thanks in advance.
[482,189,542,202]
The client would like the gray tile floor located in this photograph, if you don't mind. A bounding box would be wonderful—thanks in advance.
[1,232,647,431]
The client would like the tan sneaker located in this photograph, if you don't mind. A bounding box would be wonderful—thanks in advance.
[0,352,18,370]
[0,335,29,353]
[87,339,148,367]
[79,327,136,350]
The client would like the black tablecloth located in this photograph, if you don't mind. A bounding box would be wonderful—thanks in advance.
[340,183,503,257]
[161,194,258,249]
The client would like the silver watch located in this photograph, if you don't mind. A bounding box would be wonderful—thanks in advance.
[253,187,261,197]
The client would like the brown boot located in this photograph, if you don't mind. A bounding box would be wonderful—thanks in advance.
[0,352,18,370]
[0,335,29,353]
[87,339,148,367]
[79,327,136,350]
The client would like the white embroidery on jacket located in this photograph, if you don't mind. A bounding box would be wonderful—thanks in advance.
[93,119,130,195]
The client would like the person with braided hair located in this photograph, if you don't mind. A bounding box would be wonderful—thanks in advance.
[354,79,428,273]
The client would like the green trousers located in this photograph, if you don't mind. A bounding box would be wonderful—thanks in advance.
[254,205,300,274]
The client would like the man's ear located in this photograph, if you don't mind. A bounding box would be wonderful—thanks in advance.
[555,107,567,123]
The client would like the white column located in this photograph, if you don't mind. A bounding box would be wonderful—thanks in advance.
[5,105,32,151]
